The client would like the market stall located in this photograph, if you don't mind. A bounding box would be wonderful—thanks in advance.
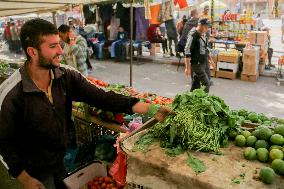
[209,10,269,82]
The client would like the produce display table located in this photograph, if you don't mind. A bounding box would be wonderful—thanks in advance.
[121,130,284,189]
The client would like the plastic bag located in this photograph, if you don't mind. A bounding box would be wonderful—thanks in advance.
[109,151,127,187]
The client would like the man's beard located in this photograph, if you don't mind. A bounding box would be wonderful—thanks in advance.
[38,52,59,69]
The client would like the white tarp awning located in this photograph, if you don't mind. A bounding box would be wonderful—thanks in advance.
[0,0,95,17]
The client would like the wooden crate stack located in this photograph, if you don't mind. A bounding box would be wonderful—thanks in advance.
[216,53,240,80]
[241,47,260,82]
[247,31,268,75]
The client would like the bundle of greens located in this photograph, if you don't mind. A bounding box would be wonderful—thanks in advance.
[151,89,238,153]
[0,61,9,75]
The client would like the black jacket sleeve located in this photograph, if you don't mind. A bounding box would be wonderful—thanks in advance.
[66,69,139,114]
[0,97,24,178]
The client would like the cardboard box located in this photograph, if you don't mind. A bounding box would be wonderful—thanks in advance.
[218,54,239,64]
[241,73,259,82]
[216,70,237,80]
[63,161,107,189]
[242,48,259,75]
[247,32,256,44]
[259,63,265,74]
[247,31,268,45]
[217,62,239,73]
[256,31,268,45]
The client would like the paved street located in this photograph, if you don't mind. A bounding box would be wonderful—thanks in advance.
[90,60,284,118]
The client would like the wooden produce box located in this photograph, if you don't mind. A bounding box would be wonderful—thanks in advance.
[120,130,284,189]
[217,62,239,73]
[218,54,239,64]
[63,161,107,189]
[216,70,237,80]
[241,73,259,82]
[242,48,260,75]
[210,69,216,78]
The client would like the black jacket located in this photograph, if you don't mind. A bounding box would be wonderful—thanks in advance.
[184,29,209,64]
[0,64,139,177]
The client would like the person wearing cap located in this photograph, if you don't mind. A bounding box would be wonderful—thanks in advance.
[184,18,215,93]
[200,5,211,21]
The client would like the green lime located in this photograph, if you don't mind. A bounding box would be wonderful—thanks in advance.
[274,125,284,137]
[243,147,257,160]
[271,159,284,175]
[252,129,260,138]
[255,140,269,149]
[229,130,239,139]
[241,130,251,138]
[246,136,257,147]
[258,127,272,140]
[269,149,284,161]
[270,134,284,145]
[257,148,269,162]
[269,145,282,151]
[259,167,276,184]
[235,135,246,147]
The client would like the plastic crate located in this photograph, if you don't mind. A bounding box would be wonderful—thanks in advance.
[64,117,118,172]
[63,161,107,189]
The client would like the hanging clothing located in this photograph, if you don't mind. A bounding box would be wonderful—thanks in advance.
[116,3,130,34]
[165,19,177,39]
[150,4,161,25]
[109,16,120,40]
[99,5,113,23]
[144,0,151,19]
[174,0,188,9]
[165,19,177,54]
[135,7,149,41]
[159,1,173,22]
[96,5,100,23]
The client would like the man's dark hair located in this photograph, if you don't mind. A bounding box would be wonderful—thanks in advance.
[20,18,58,60]
[58,24,71,34]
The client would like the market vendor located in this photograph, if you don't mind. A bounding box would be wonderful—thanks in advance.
[184,18,215,93]
[0,19,171,189]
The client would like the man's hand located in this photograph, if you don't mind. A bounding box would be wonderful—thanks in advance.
[154,106,172,122]
[185,67,191,78]
[17,170,46,189]
[209,60,216,69]
[132,102,171,121]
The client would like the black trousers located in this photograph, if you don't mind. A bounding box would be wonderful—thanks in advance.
[190,63,210,93]
[168,36,177,54]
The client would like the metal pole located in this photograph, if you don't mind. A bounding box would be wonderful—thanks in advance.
[130,0,133,87]
[211,0,214,22]
[52,11,57,27]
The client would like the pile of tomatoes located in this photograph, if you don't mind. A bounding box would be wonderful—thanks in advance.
[87,176,120,189]
[86,76,109,87]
